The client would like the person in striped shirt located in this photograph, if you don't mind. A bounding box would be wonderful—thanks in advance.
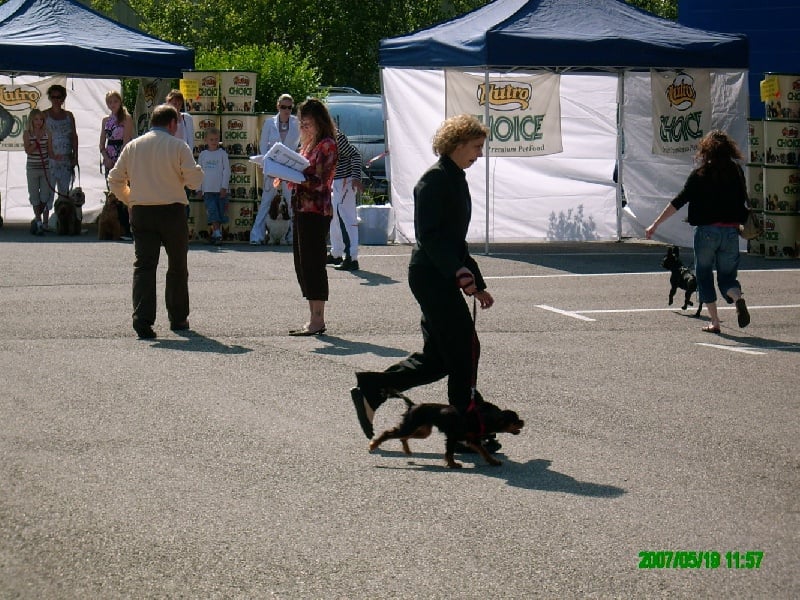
[327,129,363,270]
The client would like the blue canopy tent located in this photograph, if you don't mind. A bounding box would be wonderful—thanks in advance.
[379,0,750,248]
[380,0,747,69]
[0,0,194,223]
[0,0,193,78]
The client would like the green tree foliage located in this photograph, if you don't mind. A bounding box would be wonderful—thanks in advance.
[85,0,677,99]
[195,45,320,113]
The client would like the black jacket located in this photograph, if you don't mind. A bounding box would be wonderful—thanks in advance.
[409,155,485,290]
[671,161,749,226]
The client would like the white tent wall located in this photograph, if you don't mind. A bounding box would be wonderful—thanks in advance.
[620,70,749,249]
[383,67,748,247]
[1,77,114,224]
[384,68,619,244]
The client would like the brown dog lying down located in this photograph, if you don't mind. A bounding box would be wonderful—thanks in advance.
[369,393,524,468]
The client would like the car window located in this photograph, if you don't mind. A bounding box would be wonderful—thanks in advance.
[328,103,384,140]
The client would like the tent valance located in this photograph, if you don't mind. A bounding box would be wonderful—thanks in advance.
[0,0,193,78]
[379,0,748,70]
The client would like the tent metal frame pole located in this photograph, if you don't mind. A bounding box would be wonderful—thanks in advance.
[615,72,624,242]
[484,69,490,255]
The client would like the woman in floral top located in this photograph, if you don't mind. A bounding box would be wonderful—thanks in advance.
[287,98,338,336]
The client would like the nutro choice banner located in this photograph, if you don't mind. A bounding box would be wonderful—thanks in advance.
[651,69,712,156]
[445,71,562,157]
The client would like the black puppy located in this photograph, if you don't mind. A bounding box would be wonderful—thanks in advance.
[368,393,524,469]
[661,245,702,316]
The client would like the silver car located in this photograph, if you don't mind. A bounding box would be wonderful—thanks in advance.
[325,94,388,201]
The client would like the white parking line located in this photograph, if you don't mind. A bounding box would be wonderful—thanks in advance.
[695,343,767,355]
[537,303,800,322]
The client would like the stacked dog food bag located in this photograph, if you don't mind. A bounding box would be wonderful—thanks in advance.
[182,71,259,242]
[761,72,800,259]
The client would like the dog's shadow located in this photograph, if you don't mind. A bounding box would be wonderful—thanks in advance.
[375,452,626,498]
[149,330,251,355]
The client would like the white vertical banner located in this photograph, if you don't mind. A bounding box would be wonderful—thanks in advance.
[651,69,712,156]
[445,70,562,157]
[133,78,174,137]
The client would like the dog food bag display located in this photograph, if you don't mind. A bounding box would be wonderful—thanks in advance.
[763,73,800,121]
[219,71,257,113]
[747,119,764,164]
[188,199,207,241]
[221,115,259,158]
[181,71,220,113]
[763,166,800,213]
[762,212,799,259]
[763,120,799,167]
[228,159,258,203]
[226,200,256,242]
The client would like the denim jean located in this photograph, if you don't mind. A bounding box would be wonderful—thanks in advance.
[203,192,229,225]
[693,225,742,304]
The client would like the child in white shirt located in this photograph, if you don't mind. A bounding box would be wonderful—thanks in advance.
[197,128,230,244]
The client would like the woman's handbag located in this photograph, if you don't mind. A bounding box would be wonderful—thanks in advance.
[739,209,761,240]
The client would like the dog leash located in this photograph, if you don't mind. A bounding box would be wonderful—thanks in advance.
[466,294,486,437]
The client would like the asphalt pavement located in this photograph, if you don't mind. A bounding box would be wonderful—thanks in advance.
[1,222,798,598]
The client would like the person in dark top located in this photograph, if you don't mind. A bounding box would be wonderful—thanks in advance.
[646,129,751,334]
[351,114,496,445]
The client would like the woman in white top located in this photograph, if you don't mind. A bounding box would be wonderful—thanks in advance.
[250,94,301,245]
[165,89,194,150]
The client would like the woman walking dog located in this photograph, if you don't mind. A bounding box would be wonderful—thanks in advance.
[350,114,497,449]
[646,129,751,333]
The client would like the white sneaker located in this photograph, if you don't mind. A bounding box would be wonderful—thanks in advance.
[249,239,262,246]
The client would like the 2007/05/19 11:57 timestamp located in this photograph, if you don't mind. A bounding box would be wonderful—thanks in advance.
[638,551,764,569]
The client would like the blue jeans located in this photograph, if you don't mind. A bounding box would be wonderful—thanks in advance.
[203,192,228,224]
[693,225,742,304]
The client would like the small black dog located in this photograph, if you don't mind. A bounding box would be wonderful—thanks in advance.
[661,246,702,316]
[369,392,524,469]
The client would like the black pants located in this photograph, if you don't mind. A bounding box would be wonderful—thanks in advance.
[292,212,332,301]
[130,203,189,328]
[373,265,478,411]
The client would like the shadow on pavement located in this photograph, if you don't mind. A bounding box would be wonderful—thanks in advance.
[312,335,409,358]
[148,330,252,354]
[374,452,626,497]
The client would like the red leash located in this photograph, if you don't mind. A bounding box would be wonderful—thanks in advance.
[466,295,486,436]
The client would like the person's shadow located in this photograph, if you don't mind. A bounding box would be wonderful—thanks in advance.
[347,268,400,287]
[149,329,251,354]
[374,453,625,497]
[312,335,409,358]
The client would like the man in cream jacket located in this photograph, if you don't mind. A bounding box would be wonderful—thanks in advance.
[108,104,204,339]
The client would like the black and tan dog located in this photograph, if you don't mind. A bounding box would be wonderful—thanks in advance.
[369,392,524,468]
[661,245,702,316]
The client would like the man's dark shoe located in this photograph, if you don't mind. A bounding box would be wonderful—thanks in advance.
[735,298,750,328]
[351,387,375,439]
[351,372,390,439]
[326,254,342,266]
[335,258,359,271]
[134,325,157,339]
[170,320,190,331]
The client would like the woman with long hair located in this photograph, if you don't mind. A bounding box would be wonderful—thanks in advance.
[100,90,135,238]
[287,98,338,336]
[646,129,751,333]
